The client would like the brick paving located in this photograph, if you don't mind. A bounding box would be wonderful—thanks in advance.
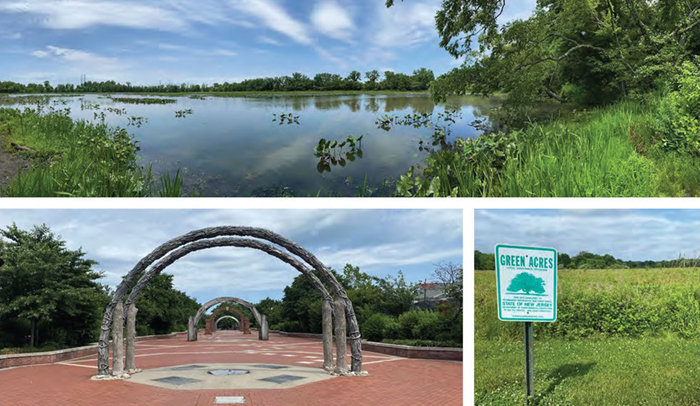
[0,331,462,406]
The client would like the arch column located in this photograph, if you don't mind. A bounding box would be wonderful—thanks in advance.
[111,301,124,376]
[322,298,334,370]
[125,303,138,372]
[333,298,347,374]
[187,316,197,341]
[259,314,269,340]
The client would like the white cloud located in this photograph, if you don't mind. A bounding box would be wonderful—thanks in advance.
[258,36,282,46]
[30,45,117,66]
[211,49,237,57]
[227,0,311,45]
[475,210,700,261]
[371,0,439,48]
[0,1,189,31]
[311,1,355,42]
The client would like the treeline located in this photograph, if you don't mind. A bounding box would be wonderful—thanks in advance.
[0,68,435,94]
[0,223,200,353]
[475,250,700,270]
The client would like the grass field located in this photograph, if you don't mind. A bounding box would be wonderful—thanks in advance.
[475,268,700,405]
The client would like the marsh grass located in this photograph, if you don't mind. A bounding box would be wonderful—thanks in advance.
[403,100,699,197]
[0,107,182,197]
[110,97,177,105]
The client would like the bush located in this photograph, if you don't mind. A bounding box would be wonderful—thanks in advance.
[654,60,700,155]
[397,309,442,340]
[381,339,462,348]
[361,313,392,342]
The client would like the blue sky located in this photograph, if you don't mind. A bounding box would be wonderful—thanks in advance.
[0,0,536,85]
[475,209,700,261]
[0,209,463,303]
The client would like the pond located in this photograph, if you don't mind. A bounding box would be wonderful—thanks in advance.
[4,93,501,196]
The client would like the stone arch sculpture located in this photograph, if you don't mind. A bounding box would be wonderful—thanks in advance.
[188,297,267,341]
[96,227,361,378]
[215,315,240,330]
[206,306,250,335]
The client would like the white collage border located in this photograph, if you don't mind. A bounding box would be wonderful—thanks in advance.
[1,197,698,406]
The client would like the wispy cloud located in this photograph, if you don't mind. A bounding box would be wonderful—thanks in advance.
[227,0,311,45]
[311,1,355,42]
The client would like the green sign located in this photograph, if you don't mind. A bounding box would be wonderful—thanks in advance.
[495,244,557,322]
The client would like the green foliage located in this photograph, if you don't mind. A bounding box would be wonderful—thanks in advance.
[381,338,462,347]
[361,313,393,342]
[134,274,200,336]
[475,250,496,270]
[475,268,700,341]
[0,107,183,197]
[653,59,700,155]
[0,223,109,348]
[394,99,699,197]
[415,0,700,107]
[0,68,435,94]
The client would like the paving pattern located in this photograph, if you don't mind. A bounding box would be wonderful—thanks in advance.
[0,331,462,406]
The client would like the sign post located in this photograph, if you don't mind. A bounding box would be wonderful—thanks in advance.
[495,244,557,405]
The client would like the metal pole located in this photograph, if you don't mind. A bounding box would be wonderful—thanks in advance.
[524,322,534,405]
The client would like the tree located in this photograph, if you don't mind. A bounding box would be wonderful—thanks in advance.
[134,273,200,335]
[0,223,109,348]
[365,70,381,90]
[506,272,546,294]
[391,0,700,105]
[433,262,463,320]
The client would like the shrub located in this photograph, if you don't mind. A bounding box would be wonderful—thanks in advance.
[361,313,392,342]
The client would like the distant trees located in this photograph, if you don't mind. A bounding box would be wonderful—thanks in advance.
[0,68,435,94]
[475,250,698,270]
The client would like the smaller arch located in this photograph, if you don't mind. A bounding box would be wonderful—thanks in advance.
[189,296,268,341]
[215,315,240,330]
[205,306,250,335]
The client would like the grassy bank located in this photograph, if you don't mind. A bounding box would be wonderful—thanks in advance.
[0,107,182,197]
[399,99,699,197]
[475,267,699,405]
[475,337,699,406]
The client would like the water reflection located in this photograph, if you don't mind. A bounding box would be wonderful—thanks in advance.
[1,93,500,196]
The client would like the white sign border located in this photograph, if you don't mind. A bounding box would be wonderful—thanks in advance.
[495,243,558,322]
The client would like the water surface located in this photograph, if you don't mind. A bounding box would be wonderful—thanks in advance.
[5,93,500,196]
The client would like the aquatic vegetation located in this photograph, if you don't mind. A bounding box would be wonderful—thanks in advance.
[189,95,207,100]
[104,107,127,116]
[80,100,100,110]
[314,135,363,173]
[175,109,193,118]
[0,107,180,197]
[110,97,176,105]
[272,112,300,125]
[127,116,147,127]
[377,109,461,151]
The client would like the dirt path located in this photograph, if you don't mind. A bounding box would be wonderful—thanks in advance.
[0,135,31,194]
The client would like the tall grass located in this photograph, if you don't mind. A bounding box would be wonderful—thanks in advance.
[0,107,182,197]
[401,100,699,197]
[475,268,700,341]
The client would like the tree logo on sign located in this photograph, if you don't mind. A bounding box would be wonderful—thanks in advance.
[506,272,546,294]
